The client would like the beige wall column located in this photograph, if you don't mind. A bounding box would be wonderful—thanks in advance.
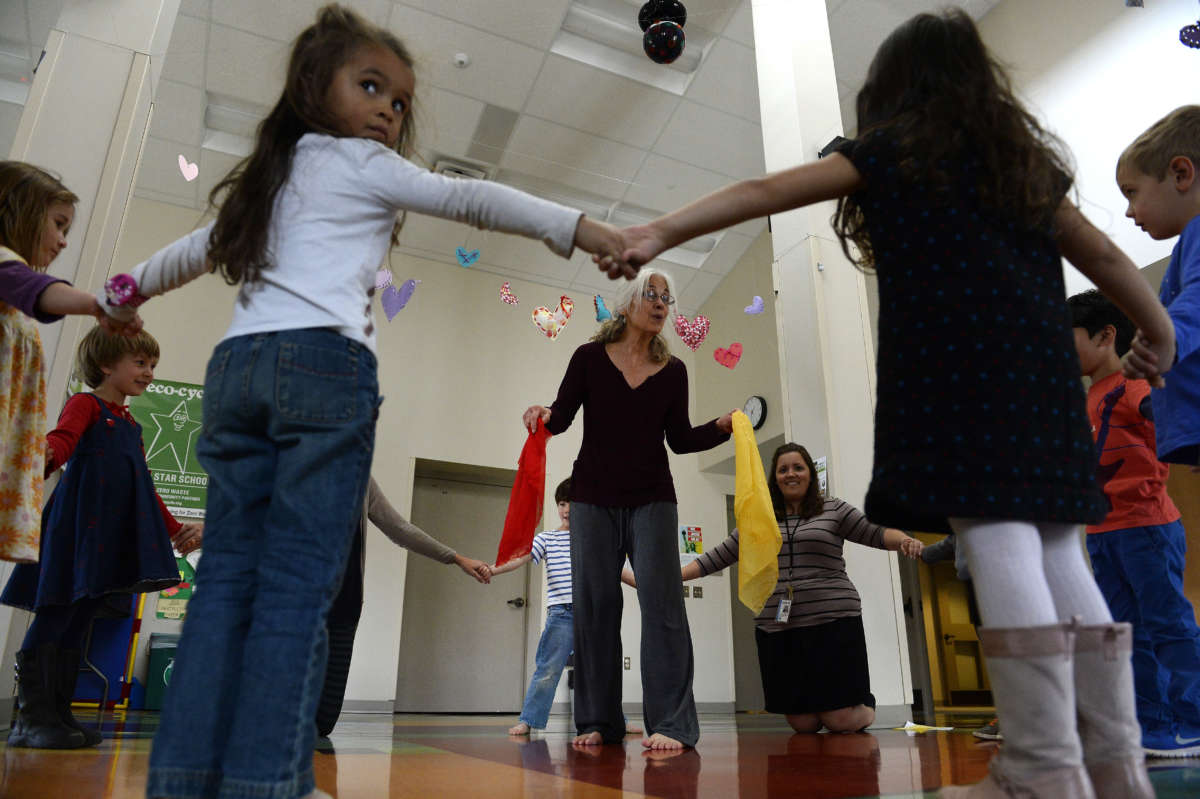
[0,0,180,727]
[751,0,912,718]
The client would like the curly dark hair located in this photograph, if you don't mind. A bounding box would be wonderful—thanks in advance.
[206,4,416,285]
[832,8,1074,270]
[767,443,824,521]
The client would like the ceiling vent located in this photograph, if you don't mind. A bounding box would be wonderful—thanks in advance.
[433,158,492,180]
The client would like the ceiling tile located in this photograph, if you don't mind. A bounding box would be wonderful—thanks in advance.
[149,80,205,147]
[194,148,243,209]
[699,230,753,276]
[206,23,289,109]
[524,54,678,150]
[161,14,208,87]
[25,0,64,57]
[0,4,30,50]
[179,0,210,19]
[828,1,908,92]
[136,136,200,206]
[674,0,739,35]
[722,1,753,47]
[654,100,763,179]
[211,0,390,41]
[388,4,544,111]
[623,153,729,214]
[676,269,724,311]
[394,0,571,50]
[415,88,487,160]
[500,115,645,197]
[685,37,759,122]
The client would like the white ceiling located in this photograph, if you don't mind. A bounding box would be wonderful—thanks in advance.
[0,0,999,314]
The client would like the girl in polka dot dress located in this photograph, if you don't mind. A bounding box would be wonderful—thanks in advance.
[615,10,1173,799]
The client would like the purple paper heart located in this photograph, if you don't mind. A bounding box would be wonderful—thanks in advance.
[744,295,764,315]
[382,279,418,321]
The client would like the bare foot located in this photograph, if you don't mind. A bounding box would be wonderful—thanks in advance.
[573,731,604,746]
[624,722,644,735]
[642,733,685,750]
[508,722,531,736]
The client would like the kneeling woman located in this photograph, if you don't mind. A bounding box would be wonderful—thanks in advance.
[684,443,922,732]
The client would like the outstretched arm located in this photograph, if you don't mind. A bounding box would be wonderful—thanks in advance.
[882,528,923,559]
[491,553,533,575]
[613,154,864,272]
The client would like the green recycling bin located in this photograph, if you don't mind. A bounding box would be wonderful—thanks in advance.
[145,633,181,710]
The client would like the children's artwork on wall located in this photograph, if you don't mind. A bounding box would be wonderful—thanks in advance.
[500,281,519,305]
[713,342,743,369]
[674,313,710,351]
[456,246,481,267]
[532,296,573,340]
[382,279,419,320]
[744,295,765,315]
[129,379,207,518]
[679,524,702,565]
[375,267,393,291]
[594,295,612,322]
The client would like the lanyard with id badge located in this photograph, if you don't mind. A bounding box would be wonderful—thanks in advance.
[775,516,801,623]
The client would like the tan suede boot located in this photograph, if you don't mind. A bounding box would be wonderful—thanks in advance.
[939,623,1095,798]
[1074,622,1154,799]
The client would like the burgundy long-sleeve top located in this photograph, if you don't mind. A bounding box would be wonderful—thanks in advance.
[45,393,182,535]
[546,341,729,507]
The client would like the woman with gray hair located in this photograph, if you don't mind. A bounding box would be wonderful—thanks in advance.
[523,267,734,750]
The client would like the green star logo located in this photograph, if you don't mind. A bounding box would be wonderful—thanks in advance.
[145,400,203,474]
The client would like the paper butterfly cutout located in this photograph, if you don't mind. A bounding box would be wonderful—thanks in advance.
[673,314,710,352]
[500,282,519,305]
[744,295,764,315]
[382,279,419,321]
[532,296,573,340]
[456,247,481,267]
[714,342,743,369]
[177,154,198,182]
[594,295,612,322]
[375,268,393,291]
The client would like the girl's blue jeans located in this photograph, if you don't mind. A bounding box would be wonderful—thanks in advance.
[146,330,378,799]
[519,604,574,729]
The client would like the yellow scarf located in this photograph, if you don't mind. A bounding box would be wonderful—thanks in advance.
[732,411,781,614]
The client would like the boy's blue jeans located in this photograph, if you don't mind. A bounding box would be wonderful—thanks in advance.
[519,604,574,729]
[1087,520,1200,730]
[146,330,378,799]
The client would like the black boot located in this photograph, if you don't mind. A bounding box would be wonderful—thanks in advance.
[57,649,102,746]
[314,622,359,738]
[8,645,86,749]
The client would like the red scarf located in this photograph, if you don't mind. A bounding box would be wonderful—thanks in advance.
[495,419,552,566]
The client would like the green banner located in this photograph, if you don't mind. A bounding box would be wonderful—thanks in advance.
[126,379,207,519]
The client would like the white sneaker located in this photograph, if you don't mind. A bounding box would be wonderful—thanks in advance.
[304,790,334,799]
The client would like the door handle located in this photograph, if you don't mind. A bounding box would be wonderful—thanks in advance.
[507,597,525,608]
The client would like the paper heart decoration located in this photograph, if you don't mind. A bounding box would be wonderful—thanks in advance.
[532,296,573,340]
[713,342,743,369]
[744,295,764,315]
[500,281,519,305]
[375,268,393,291]
[594,295,612,322]
[673,314,710,352]
[456,247,481,267]
[382,279,418,321]
[177,154,198,182]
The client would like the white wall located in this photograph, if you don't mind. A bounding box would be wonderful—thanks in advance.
[108,196,737,708]
[980,0,1194,295]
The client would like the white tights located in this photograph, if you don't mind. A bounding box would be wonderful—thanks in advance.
[948,518,1112,629]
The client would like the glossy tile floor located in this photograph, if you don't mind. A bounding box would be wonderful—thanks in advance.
[1,710,1198,798]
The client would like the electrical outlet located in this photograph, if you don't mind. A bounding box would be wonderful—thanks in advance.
[623,656,631,670]
[682,585,690,598]
[693,586,703,599]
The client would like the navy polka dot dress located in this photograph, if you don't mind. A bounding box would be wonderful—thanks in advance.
[834,131,1107,534]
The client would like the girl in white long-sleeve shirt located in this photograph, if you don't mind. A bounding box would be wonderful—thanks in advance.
[97,6,627,799]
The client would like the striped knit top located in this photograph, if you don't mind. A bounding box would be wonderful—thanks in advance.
[531,529,573,606]
[694,497,887,631]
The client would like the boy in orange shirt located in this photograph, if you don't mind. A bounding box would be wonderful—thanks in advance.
[1069,288,1200,758]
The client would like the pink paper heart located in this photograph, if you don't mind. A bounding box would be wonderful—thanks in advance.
[382,279,418,321]
[177,154,198,182]
[532,296,573,340]
[673,314,710,352]
[713,342,743,369]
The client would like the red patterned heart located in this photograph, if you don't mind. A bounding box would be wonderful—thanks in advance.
[713,342,743,369]
[674,314,710,351]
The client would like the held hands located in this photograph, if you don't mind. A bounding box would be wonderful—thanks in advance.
[589,223,669,278]
[91,299,144,337]
[1122,327,1176,389]
[898,536,923,560]
[715,409,737,434]
[523,405,551,433]
[171,521,204,556]
[455,554,492,584]
[575,217,637,280]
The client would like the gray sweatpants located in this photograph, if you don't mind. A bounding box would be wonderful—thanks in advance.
[569,501,699,746]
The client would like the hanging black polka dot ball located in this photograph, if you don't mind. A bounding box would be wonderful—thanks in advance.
[638,0,687,31]
[1181,20,1200,49]
[644,20,685,64]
